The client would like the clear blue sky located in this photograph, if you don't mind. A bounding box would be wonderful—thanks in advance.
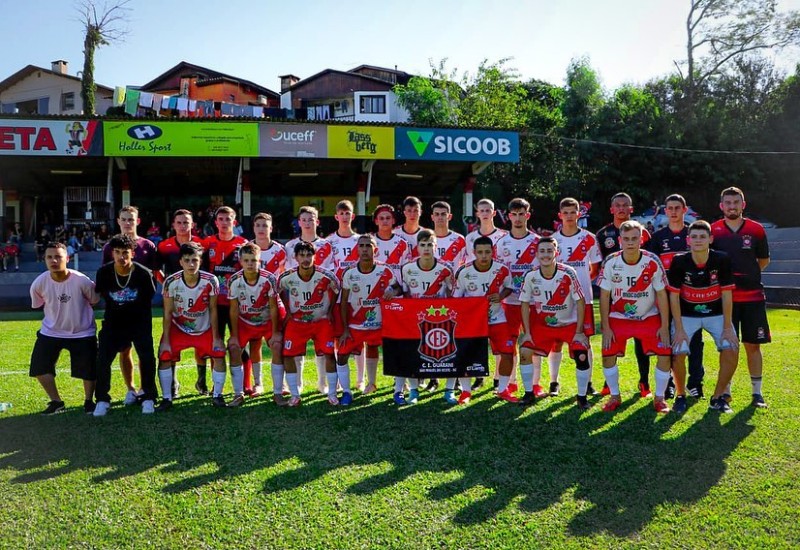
[2,0,799,93]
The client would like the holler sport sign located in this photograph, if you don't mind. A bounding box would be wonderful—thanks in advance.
[381,297,489,378]
[104,121,258,156]
[395,127,519,162]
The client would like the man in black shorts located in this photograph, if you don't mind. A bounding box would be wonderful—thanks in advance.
[29,242,100,415]
[710,187,771,408]
[94,234,158,416]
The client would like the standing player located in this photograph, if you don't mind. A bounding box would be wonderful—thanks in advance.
[278,242,339,407]
[596,193,653,397]
[394,196,427,258]
[667,221,739,413]
[465,198,507,264]
[647,194,705,398]
[29,242,100,415]
[518,237,592,409]
[337,235,400,404]
[597,221,672,413]
[284,205,334,394]
[431,201,467,270]
[397,230,455,405]
[158,242,225,410]
[551,197,602,397]
[495,198,540,394]
[156,209,206,394]
[373,204,411,281]
[102,205,159,406]
[711,186,771,408]
[453,237,515,404]
[202,206,248,395]
[227,243,282,406]
[94,234,157,416]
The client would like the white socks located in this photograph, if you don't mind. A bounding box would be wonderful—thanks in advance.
[549,351,563,383]
[337,364,351,394]
[252,362,262,387]
[158,369,173,400]
[603,365,620,396]
[230,365,244,396]
[519,363,534,392]
[212,370,226,398]
[286,372,300,397]
[366,357,379,386]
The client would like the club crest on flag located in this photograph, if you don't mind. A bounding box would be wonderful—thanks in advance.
[417,306,458,362]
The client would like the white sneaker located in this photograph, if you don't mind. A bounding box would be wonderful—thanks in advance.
[123,390,139,406]
[141,400,155,414]
[93,401,110,417]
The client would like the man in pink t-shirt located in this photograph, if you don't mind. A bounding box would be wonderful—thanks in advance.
[29,242,100,415]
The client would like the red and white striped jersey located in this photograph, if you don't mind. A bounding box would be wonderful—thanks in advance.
[434,231,468,269]
[278,267,339,323]
[496,230,541,305]
[284,236,333,271]
[341,263,397,330]
[597,250,667,321]
[253,240,286,276]
[393,226,428,259]
[401,259,454,298]
[374,233,412,280]
[519,264,584,327]
[553,228,602,300]
[464,228,507,264]
[454,261,514,325]
[326,231,361,280]
[228,269,278,327]
[163,270,219,335]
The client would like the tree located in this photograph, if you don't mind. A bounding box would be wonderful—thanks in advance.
[679,0,800,102]
[78,0,131,115]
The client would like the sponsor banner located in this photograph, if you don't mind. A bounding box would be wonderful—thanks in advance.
[260,123,327,158]
[293,196,381,217]
[382,297,489,378]
[327,126,394,159]
[0,120,102,156]
[104,121,258,156]
[395,127,519,162]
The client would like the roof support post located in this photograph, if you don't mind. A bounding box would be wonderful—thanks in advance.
[463,175,476,221]
[105,157,114,226]
[239,158,252,233]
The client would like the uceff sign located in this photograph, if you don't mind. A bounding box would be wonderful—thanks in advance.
[260,123,327,158]
[395,127,519,162]
[327,126,394,159]
[0,120,101,156]
[104,121,258,156]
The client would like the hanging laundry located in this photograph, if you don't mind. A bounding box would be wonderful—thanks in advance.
[220,102,234,116]
[138,91,154,108]
[152,94,163,114]
[307,106,316,120]
[113,87,125,107]
[162,96,171,110]
[176,97,189,112]
[252,106,264,118]
[168,97,178,109]
[188,100,197,113]
[124,89,140,116]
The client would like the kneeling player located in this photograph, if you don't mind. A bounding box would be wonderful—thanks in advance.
[158,242,225,410]
[337,235,400,405]
[227,243,282,407]
[518,237,591,408]
[397,229,454,405]
[597,221,672,413]
[278,242,339,407]
[453,236,514,404]
[668,221,739,413]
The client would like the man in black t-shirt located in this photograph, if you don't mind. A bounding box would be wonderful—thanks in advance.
[93,234,157,416]
[647,193,706,397]
[667,221,739,414]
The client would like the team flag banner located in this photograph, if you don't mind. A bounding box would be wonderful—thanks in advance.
[382,297,489,378]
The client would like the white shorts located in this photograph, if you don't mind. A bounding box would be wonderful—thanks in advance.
[671,315,734,353]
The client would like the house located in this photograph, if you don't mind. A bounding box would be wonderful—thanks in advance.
[0,60,113,115]
[280,64,414,123]
[138,61,280,108]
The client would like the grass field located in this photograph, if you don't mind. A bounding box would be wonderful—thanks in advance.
[1,309,799,548]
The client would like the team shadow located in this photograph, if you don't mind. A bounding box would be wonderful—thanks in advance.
[0,386,755,537]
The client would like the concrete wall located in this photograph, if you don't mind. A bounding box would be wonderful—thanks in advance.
[0,70,111,115]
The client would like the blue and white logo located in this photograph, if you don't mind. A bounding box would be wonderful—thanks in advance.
[127,125,163,140]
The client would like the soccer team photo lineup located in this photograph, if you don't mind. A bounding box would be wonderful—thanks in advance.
[27,186,770,417]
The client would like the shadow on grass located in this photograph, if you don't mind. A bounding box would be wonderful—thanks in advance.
[0,385,755,537]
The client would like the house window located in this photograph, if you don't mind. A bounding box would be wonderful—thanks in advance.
[61,92,75,111]
[359,95,386,114]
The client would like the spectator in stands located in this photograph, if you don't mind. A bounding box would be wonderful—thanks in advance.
[95,223,110,250]
[36,229,50,262]
[81,223,95,251]
[54,224,66,243]
[3,235,20,271]
[146,220,162,245]
[10,222,23,245]
[67,227,81,251]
